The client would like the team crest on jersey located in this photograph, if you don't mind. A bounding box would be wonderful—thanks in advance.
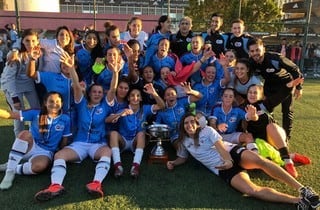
[55,124,65,131]
[266,68,275,73]
[209,87,215,94]
[186,37,192,42]
[95,107,103,114]
[176,107,185,115]
[229,116,237,123]
[235,42,242,47]
[216,39,223,44]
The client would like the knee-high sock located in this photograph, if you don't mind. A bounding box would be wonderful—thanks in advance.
[93,156,111,183]
[51,159,67,185]
[111,147,121,165]
[133,148,144,165]
[15,162,36,175]
[7,138,28,173]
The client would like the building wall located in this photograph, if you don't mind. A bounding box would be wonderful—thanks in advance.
[3,0,60,12]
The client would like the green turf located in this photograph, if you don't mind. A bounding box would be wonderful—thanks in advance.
[0,80,319,210]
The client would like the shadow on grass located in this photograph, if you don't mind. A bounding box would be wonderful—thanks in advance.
[0,127,295,210]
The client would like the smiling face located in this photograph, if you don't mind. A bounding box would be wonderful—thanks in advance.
[204,66,216,83]
[183,115,199,137]
[105,47,120,66]
[234,62,249,81]
[164,87,177,107]
[191,36,204,54]
[231,22,244,37]
[22,34,39,52]
[88,85,104,105]
[45,93,63,116]
[84,32,98,50]
[222,89,235,106]
[210,16,223,32]
[129,19,142,38]
[248,43,265,64]
[142,66,155,83]
[247,85,263,104]
[128,89,142,106]
[57,29,71,48]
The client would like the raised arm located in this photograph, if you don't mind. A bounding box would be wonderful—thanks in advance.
[218,53,231,86]
[143,83,165,111]
[59,52,82,102]
[106,60,121,103]
[181,82,202,103]
[26,46,41,80]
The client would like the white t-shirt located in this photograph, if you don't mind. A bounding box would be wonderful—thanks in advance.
[177,126,236,175]
[121,31,149,49]
[228,75,263,96]
[39,39,65,73]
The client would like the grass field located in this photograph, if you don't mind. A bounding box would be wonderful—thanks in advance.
[0,80,319,210]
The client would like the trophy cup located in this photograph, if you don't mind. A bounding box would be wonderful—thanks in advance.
[147,124,170,164]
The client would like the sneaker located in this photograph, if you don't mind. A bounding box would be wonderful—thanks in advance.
[114,162,123,178]
[0,162,8,172]
[300,186,320,209]
[130,163,140,179]
[34,184,65,201]
[296,197,311,210]
[86,180,104,197]
[291,153,311,165]
[285,162,298,178]
[0,170,15,190]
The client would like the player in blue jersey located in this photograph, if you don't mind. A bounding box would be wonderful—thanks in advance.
[75,30,103,87]
[144,15,171,68]
[107,83,165,178]
[156,83,202,149]
[0,91,71,190]
[209,88,258,152]
[193,54,230,116]
[35,52,112,200]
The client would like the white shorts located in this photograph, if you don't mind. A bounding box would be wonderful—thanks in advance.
[24,141,54,162]
[66,142,107,161]
[221,132,242,144]
[121,136,135,152]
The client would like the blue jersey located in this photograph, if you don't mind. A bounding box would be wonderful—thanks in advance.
[193,80,224,116]
[210,104,246,134]
[147,54,175,80]
[106,97,128,133]
[156,97,190,141]
[37,72,73,114]
[96,68,113,91]
[75,45,94,86]
[180,52,223,83]
[118,105,154,140]
[73,96,111,143]
[144,31,171,67]
[22,109,71,152]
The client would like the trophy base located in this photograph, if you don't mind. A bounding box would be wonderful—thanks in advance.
[148,153,168,164]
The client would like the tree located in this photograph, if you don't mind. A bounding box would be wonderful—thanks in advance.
[184,0,283,33]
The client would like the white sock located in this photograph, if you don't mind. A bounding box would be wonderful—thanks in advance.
[133,148,144,165]
[51,159,67,185]
[7,138,29,172]
[16,162,36,175]
[93,156,111,183]
[111,147,121,164]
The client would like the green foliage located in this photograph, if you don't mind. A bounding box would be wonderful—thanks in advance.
[185,0,283,33]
